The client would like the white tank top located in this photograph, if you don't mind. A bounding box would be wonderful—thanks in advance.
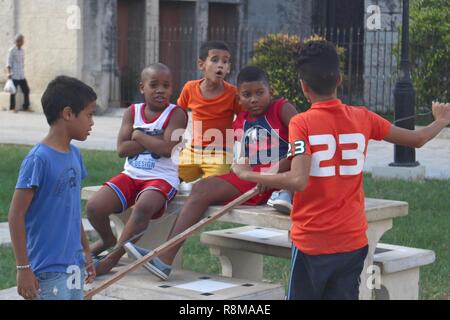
[123,103,181,189]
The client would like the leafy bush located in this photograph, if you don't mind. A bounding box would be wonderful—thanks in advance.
[410,0,450,108]
[251,34,345,111]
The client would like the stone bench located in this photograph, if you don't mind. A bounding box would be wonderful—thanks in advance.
[90,266,285,300]
[200,226,435,300]
[0,219,109,248]
[81,185,409,300]
[0,257,285,300]
[0,287,118,300]
[372,243,435,300]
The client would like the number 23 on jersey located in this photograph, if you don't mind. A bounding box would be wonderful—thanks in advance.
[289,133,366,177]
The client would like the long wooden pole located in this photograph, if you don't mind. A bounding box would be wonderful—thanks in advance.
[84,186,260,300]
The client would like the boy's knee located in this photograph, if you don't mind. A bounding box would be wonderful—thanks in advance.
[189,178,218,203]
[191,179,211,197]
[86,200,104,220]
[132,203,161,224]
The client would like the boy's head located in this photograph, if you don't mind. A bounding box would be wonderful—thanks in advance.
[41,76,97,140]
[198,40,231,84]
[237,66,272,117]
[140,63,173,109]
[295,40,341,98]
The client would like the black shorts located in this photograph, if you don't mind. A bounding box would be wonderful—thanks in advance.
[287,244,368,300]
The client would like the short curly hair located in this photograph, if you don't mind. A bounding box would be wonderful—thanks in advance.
[237,66,269,87]
[295,40,340,95]
[199,40,231,61]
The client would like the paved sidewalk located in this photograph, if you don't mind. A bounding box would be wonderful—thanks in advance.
[1,109,449,179]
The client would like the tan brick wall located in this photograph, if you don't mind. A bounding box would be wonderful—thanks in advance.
[1,0,82,111]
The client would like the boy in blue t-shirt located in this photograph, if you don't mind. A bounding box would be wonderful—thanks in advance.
[8,76,97,300]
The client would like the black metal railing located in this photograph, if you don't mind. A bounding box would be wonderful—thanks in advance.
[117,25,404,115]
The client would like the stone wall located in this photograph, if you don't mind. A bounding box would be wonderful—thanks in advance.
[82,0,120,113]
[0,0,16,82]
[0,0,82,112]
[364,0,402,112]
[0,0,119,113]
[245,0,313,39]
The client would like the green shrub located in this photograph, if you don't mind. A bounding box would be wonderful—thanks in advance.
[410,0,450,108]
[251,34,345,112]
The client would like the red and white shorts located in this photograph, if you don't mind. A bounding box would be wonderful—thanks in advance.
[216,171,276,206]
[105,173,177,219]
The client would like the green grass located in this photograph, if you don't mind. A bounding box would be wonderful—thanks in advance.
[363,177,450,300]
[0,248,16,290]
[0,144,448,299]
[0,144,124,221]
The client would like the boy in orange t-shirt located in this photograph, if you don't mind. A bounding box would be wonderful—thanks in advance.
[177,40,242,182]
[233,40,450,300]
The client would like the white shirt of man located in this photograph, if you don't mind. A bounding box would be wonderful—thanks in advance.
[7,47,25,80]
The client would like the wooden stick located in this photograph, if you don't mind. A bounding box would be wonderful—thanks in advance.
[84,186,260,300]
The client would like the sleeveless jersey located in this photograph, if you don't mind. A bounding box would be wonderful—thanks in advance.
[123,103,181,188]
[233,98,289,170]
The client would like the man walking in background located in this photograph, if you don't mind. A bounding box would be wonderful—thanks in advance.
[6,34,31,113]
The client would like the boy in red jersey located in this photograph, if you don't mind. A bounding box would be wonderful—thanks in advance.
[233,40,450,300]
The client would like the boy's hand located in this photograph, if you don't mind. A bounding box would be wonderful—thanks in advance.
[232,157,252,179]
[131,128,144,141]
[84,251,96,284]
[432,101,450,124]
[17,269,39,300]
[256,184,270,194]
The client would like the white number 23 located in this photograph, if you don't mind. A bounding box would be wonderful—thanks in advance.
[309,134,366,177]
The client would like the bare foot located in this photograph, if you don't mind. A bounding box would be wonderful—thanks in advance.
[90,238,117,256]
[95,255,118,276]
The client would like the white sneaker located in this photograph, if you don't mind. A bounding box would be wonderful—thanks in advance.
[270,190,292,215]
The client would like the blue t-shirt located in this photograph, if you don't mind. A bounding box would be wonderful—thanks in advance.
[15,143,87,274]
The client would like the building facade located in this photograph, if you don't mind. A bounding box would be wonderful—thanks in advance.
[0,0,400,113]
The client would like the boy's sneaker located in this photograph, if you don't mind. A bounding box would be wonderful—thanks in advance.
[269,190,292,215]
[266,191,277,207]
[123,242,171,280]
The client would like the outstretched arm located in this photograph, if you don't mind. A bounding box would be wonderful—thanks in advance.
[384,102,450,148]
[132,108,187,158]
[117,107,146,158]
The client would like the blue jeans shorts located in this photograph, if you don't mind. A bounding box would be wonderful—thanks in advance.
[35,267,86,300]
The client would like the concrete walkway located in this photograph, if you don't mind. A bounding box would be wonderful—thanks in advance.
[0,219,101,248]
[1,109,449,179]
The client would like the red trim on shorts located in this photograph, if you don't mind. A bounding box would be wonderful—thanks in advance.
[104,173,177,219]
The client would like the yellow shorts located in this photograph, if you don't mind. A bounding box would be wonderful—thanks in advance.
[178,146,233,182]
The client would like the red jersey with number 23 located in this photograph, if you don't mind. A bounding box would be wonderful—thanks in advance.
[288,99,392,255]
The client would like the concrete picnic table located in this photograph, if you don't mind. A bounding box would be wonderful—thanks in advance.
[81,186,408,299]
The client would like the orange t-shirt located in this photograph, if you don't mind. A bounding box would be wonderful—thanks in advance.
[177,79,242,149]
[288,99,392,255]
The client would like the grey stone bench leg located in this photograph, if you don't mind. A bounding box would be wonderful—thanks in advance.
[209,246,264,282]
[374,268,420,300]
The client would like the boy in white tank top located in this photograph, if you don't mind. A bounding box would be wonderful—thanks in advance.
[86,63,187,276]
